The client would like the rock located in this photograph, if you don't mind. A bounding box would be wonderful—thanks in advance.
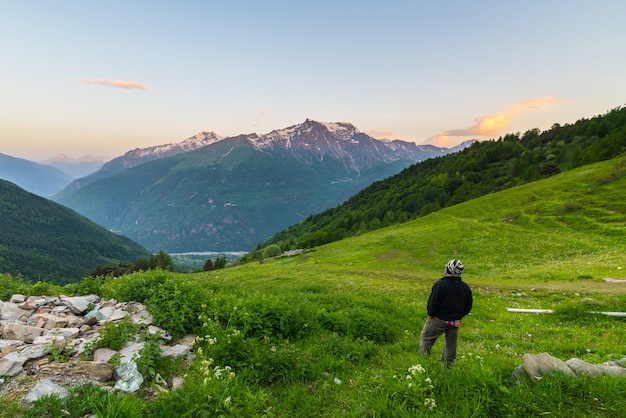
[176,334,196,346]
[148,325,171,341]
[18,300,39,310]
[522,352,575,378]
[24,378,68,403]
[59,295,100,315]
[566,358,626,377]
[0,301,32,322]
[32,312,74,329]
[10,294,25,304]
[1,345,19,356]
[0,351,28,377]
[1,323,48,343]
[94,348,117,363]
[32,334,66,347]
[161,344,191,358]
[108,309,129,322]
[119,341,144,362]
[172,376,185,390]
[18,344,48,360]
[39,360,114,382]
[47,327,80,340]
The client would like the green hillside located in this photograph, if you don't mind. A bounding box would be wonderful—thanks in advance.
[2,155,625,416]
[0,179,150,283]
[251,106,626,258]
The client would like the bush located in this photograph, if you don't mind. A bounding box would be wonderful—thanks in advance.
[262,244,282,259]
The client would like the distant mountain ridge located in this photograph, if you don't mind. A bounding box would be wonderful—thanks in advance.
[40,154,110,180]
[57,131,223,196]
[54,120,472,252]
[58,123,464,197]
[0,153,72,197]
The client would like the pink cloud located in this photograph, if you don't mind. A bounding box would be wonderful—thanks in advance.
[79,78,149,90]
[432,96,560,140]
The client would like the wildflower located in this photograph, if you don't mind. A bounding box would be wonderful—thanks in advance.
[408,364,425,376]
[425,377,432,384]
[334,377,342,385]
[224,396,232,407]
[424,397,436,411]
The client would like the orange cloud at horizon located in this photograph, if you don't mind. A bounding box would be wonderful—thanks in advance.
[79,78,149,90]
[430,96,561,142]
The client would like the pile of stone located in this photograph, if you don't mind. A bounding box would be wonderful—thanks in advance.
[0,294,195,403]
[513,352,626,382]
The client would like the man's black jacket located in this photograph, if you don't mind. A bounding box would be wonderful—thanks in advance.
[426,275,473,321]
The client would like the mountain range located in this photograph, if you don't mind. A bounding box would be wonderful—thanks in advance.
[53,120,473,252]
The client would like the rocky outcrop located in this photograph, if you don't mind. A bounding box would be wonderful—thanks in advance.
[0,294,195,404]
[513,352,626,382]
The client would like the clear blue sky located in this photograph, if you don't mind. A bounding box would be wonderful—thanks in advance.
[2,0,625,161]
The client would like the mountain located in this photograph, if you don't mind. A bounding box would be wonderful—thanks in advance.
[247,106,626,258]
[40,154,110,179]
[55,131,223,197]
[53,120,470,252]
[0,179,150,284]
[0,153,72,197]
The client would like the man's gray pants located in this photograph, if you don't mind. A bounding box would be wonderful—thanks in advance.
[418,317,459,364]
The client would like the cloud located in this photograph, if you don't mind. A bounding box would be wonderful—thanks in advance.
[431,96,560,140]
[79,78,149,90]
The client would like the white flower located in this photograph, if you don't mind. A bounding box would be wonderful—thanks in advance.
[425,377,432,384]
[334,377,342,385]
[408,364,425,375]
[424,397,437,410]
[224,396,232,407]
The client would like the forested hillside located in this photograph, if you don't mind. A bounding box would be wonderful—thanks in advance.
[0,180,150,283]
[247,106,626,259]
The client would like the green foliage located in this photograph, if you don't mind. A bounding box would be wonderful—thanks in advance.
[44,337,71,363]
[91,250,176,278]
[0,273,27,300]
[83,316,139,358]
[101,269,206,339]
[262,244,282,259]
[0,179,149,284]
[135,332,164,383]
[22,383,146,418]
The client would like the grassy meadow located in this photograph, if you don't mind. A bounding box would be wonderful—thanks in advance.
[2,155,626,417]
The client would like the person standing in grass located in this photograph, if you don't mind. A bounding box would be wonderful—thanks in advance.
[418,259,473,365]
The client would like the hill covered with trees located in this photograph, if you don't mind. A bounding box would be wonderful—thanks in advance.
[0,180,150,283]
[246,106,626,260]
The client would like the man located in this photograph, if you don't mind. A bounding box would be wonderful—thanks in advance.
[418,259,473,365]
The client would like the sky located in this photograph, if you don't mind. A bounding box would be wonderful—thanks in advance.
[2,1,625,162]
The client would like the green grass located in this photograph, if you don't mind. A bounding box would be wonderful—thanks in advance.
[2,156,626,417]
